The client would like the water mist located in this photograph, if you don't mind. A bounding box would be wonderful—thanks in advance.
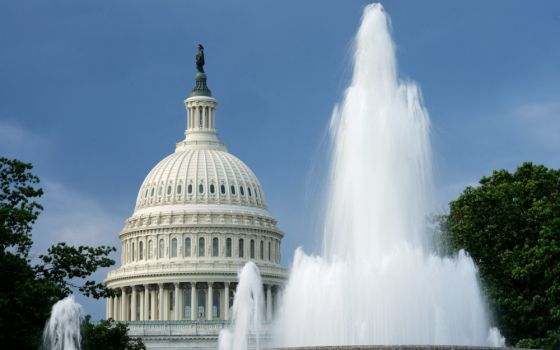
[273,4,503,347]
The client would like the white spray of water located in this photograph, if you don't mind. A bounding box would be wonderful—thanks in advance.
[273,4,503,347]
[219,262,265,350]
[43,295,82,350]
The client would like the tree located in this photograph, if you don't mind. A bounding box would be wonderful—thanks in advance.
[81,316,146,350]
[0,157,121,349]
[445,162,560,349]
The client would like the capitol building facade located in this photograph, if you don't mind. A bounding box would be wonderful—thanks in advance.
[104,54,287,349]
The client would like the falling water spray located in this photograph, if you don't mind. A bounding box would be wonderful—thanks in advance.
[273,3,503,347]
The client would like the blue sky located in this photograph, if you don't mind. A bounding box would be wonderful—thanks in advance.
[1,0,559,319]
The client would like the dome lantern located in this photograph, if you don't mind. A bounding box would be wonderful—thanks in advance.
[177,45,223,151]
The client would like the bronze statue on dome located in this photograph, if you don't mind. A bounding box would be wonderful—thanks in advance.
[196,44,205,73]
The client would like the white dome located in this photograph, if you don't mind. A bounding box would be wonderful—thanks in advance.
[135,148,267,211]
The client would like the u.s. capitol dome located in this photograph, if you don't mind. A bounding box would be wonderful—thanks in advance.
[104,50,286,350]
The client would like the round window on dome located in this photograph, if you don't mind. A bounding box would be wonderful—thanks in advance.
[210,184,215,194]
[177,185,182,194]
[220,184,226,194]
[240,186,245,196]
[248,187,252,197]
[188,184,193,194]
[199,184,204,193]
[230,185,236,195]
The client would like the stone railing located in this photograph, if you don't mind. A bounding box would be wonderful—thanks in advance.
[125,320,272,337]
[106,260,287,281]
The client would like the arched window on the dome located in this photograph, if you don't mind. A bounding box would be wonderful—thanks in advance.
[250,239,255,259]
[238,239,244,258]
[184,237,191,257]
[132,242,135,261]
[177,184,182,194]
[210,184,215,194]
[226,238,232,257]
[144,189,148,198]
[240,186,245,196]
[148,240,153,259]
[221,184,226,194]
[167,186,172,195]
[139,241,144,260]
[259,240,264,260]
[188,184,193,194]
[151,188,155,197]
[230,185,236,195]
[159,239,165,258]
[171,238,177,258]
[212,238,219,257]
[158,187,162,196]
[199,184,204,194]
[248,187,252,197]
[268,241,271,261]
[199,109,203,129]
[198,237,205,257]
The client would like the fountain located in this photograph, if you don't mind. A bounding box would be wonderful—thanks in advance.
[42,295,83,350]
[219,262,266,350]
[269,3,504,348]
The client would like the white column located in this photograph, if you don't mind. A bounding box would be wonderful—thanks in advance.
[143,285,150,321]
[207,282,213,321]
[121,288,127,321]
[113,295,119,320]
[150,289,156,321]
[179,284,185,320]
[106,297,112,320]
[174,283,180,320]
[191,282,197,320]
[158,283,164,320]
[224,282,230,321]
[131,287,137,321]
[266,285,272,321]
[139,289,144,321]
[163,288,168,320]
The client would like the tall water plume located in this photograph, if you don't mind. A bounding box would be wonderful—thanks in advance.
[274,3,502,347]
[219,262,265,350]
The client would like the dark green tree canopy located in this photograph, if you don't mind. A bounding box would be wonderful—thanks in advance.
[81,316,146,350]
[445,162,560,349]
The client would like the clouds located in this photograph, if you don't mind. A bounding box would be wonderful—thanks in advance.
[30,181,124,258]
[0,119,51,162]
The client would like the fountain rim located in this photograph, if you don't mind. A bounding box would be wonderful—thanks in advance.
[266,346,529,350]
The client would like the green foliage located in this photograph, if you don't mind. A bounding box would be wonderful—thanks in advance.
[445,162,560,348]
[81,316,146,350]
[0,157,117,349]
[0,157,43,257]
[36,243,117,298]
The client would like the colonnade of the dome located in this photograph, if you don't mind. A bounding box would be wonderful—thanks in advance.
[106,282,280,322]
